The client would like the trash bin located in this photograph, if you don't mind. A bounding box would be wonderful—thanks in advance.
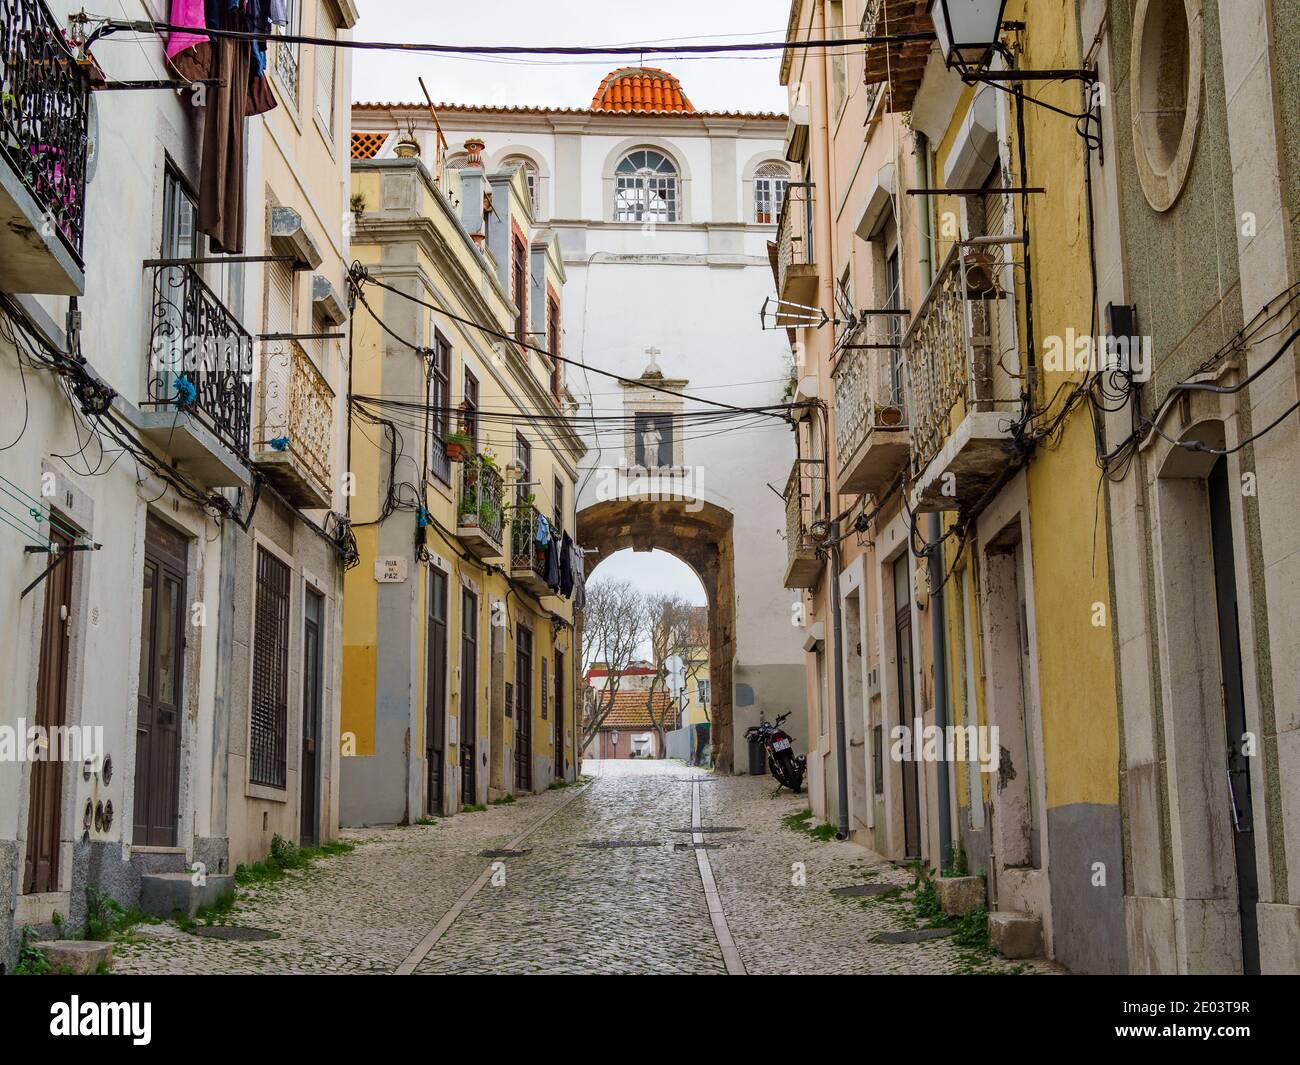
[747,735,766,776]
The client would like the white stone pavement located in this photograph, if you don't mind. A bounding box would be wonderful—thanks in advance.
[111,759,1053,975]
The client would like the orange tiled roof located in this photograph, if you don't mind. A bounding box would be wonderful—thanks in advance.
[351,131,387,159]
[353,101,785,121]
[595,690,675,730]
[590,67,695,113]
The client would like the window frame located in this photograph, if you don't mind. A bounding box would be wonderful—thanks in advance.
[614,149,679,223]
[427,332,452,485]
[754,162,788,225]
[313,0,338,136]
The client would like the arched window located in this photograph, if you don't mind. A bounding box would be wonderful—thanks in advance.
[614,149,679,222]
[755,161,789,224]
[444,152,470,170]
[503,155,540,212]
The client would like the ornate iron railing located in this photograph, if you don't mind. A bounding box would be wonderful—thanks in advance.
[274,37,299,104]
[254,339,335,493]
[458,456,504,548]
[776,181,814,295]
[428,431,450,485]
[784,461,817,564]
[833,317,909,466]
[903,245,993,474]
[147,262,254,459]
[510,502,548,577]
[0,0,90,260]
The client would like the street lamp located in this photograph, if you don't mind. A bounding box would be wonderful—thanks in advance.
[927,0,1008,70]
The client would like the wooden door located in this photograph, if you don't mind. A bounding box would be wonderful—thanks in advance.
[300,588,323,844]
[426,570,448,815]
[553,651,565,782]
[459,588,478,806]
[514,625,532,792]
[23,526,75,894]
[134,516,187,848]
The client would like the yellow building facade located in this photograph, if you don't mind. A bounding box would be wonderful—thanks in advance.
[342,140,585,824]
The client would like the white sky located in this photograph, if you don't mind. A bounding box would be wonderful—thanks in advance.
[350,0,792,113]
[588,548,707,606]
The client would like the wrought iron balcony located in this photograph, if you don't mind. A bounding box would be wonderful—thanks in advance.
[776,182,818,310]
[139,262,253,486]
[904,242,1021,512]
[782,461,821,590]
[273,38,299,104]
[457,455,504,558]
[510,502,553,596]
[253,339,335,509]
[833,316,911,497]
[0,0,90,294]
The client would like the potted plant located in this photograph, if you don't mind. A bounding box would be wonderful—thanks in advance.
[444,429,472,463]
[874,403,904,428]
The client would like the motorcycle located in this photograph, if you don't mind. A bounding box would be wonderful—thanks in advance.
[746,711,806,793]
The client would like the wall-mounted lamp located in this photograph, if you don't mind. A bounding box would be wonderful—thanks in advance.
[927,0,1008,71]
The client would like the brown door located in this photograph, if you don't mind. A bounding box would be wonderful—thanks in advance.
[23,526,75,895]
[553,651,565,782]
[460,588,478,806]
[893,555,920,859]
[300,589,323,845]
[134,516,187,848]
[514,625,533,792]
[426,570,448,815]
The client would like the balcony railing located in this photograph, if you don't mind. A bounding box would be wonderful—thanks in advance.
[776,182,817,308]
[904,239,1022,509]
[253,339,335,508]
[510,502,552,593]
[861,0,932,114]
[146,262,254,461]
[457,455,504,557]
[832,319,911,497]
[273,38,299,104]
[782,461,821,590]
[0,0,90,265]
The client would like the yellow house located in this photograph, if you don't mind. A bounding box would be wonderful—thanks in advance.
[342,134,585,823]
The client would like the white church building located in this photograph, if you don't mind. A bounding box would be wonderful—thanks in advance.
[351,67,806,771]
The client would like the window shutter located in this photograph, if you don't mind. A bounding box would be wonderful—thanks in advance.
[267,259,295,336]
[315,2,337,132]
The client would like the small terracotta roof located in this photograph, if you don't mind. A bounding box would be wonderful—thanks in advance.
[591,67,694,113]
[596,690,676,730]
[351,131,387,159]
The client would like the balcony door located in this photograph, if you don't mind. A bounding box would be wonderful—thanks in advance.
[893,554,921,860]
[134,516,188,848]
[553,651,565,782]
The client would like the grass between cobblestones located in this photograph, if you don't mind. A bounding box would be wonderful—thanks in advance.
[780,808,837,841]
[234,835,356,888]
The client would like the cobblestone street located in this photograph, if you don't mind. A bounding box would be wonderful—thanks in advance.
[113,760,1046,975]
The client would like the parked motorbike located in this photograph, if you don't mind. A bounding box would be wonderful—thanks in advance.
[746,711,806,793]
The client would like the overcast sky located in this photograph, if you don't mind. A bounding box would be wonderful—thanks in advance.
[350,1,792,113]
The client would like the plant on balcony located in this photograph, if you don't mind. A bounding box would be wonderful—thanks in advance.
[873,403,904,428]
[444,429,472,462]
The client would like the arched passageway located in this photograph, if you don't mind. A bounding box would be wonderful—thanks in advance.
[577,498,736,772]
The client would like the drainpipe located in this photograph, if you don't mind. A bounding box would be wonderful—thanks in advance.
[917,134,953,867]
[830,528,851,841]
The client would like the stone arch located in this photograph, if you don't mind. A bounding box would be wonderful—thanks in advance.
[577,497,736,772]
[741,149,789,225]
[600,137,693,223]
[490,145,550,220]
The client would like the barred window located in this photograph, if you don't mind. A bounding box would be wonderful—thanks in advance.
[503,155,539,213]
[615,150,678,222]
[755,162,788,224]
[251,547,291,789]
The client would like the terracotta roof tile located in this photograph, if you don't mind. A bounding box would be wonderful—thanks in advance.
[353,101,785,121]
[594,690,676,730]
[590,67,695,113]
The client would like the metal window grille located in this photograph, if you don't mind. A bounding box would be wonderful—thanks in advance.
[251,548,290,788]
[614,150,678,222]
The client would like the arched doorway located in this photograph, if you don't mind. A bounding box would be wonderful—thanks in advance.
[577,498,736,772]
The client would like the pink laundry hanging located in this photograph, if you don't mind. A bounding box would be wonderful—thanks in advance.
[165,0,210,82]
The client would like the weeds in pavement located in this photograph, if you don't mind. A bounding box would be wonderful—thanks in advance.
[780,809,837,841]
[490,795,516,805]
[235,834,356,888]
[413,816,439,826]
[462,803,487,813]
[13,928,51,975]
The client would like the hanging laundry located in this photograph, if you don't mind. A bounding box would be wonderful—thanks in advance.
[269,0,290,25]
[559,533,575,597]
[573,546,587,611]
[165,0,210,83]
[545,537,562,592]
[535,513,551,547]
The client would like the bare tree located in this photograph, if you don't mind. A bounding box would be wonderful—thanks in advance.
[645,593,697,757]
[580,579,647,749]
